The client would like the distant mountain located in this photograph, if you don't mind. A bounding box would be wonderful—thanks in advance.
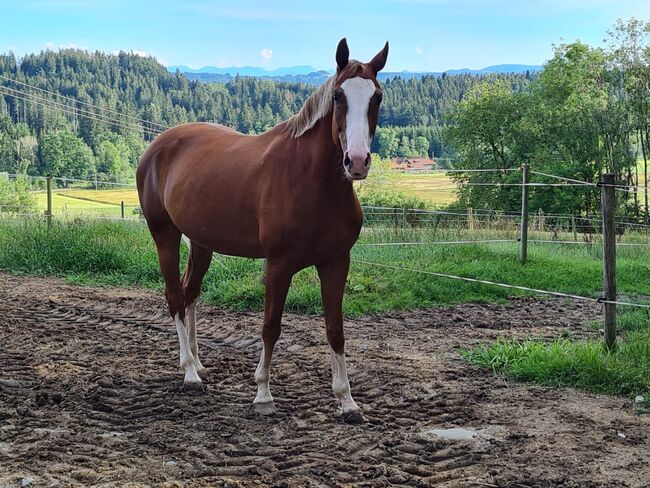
[444,64,543,75]
[181,70,332,85]
[167,65,320,77]
[167,64,542,85]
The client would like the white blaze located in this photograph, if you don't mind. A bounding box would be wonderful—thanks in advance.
[341,77,375,159]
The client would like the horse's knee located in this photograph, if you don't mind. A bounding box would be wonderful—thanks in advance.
[327,325,345,354]
[165,288,185,319]
[262,322,281,346]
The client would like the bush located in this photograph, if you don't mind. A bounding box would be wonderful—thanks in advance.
[0,175,38,214]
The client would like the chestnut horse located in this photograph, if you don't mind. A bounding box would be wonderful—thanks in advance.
[136,38,388,423]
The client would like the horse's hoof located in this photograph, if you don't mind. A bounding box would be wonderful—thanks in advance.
[341,409,366,424]
[253,401,276,416]
[182,381,206,395]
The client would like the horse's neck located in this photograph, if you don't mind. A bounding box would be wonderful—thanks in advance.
[292,114,347,184]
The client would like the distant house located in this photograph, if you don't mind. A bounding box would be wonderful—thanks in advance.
[390,157,437,172]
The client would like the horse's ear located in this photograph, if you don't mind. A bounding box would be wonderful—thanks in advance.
[336,38,349,71]
[369,41,389,74]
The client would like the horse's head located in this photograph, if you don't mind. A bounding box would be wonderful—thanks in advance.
[332,38,388,181]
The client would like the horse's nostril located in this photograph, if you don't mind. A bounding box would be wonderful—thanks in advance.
[344,154,352,168]
[364,153,371,167]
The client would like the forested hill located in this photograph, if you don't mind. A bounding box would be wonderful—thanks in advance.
[0,49,530,179]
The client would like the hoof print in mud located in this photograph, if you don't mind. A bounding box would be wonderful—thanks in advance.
[182,381,207,395]
[253,401,277,416]
[341,410,366,424]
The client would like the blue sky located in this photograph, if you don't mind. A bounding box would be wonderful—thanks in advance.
[1,0,648,71]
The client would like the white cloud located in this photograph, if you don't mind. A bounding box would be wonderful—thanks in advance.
[44,42,83,51]
[260,48,273,64]
[111,49,156,59]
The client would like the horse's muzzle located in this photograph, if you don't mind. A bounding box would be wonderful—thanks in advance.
[344,152,371,180]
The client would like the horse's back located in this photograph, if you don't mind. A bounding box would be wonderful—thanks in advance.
[136,123,267,255]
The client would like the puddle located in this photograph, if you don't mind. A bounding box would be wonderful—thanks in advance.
[424,427,478,440]
[33,427,69,435]
[100,431,126,438]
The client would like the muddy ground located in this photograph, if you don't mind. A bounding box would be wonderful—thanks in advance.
[0,272,648,487]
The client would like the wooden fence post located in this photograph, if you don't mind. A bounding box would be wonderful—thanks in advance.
[520,164,529,264]
[46,175,52,229]
[121,200,125,219]
[601,173,617,350]
[538,208,545,232]
[468,207,474,231]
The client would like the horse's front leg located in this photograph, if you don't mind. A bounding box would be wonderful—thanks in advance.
[317,253,364,424]
[253,260,294,414]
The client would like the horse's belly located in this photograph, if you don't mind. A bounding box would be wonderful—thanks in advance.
[172,208,263,258]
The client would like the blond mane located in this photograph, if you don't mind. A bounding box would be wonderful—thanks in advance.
[284,76,336,139]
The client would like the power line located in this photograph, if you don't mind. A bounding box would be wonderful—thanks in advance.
[0,85,163,137]
[0,73,170,131]
[0,83,164,136]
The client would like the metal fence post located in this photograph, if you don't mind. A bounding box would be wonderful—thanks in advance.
[571,214,577,241]
[46,175,52,229]
[121,200,125,219]
[601,173,617,350]
[519,164,529,264]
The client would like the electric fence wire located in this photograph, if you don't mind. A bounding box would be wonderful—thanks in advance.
[351,259,650,309]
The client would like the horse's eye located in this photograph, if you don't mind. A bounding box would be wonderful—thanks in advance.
[333,92,340,103]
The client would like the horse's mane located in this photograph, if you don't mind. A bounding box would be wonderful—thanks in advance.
[283,75,336,139]
[283,61,368,139]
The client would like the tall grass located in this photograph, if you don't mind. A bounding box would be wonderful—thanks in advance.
[2,217,649,401]
[466,333,650,399]
[2,218,650,317]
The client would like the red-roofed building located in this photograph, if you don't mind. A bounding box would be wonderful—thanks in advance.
[390,157,437,172]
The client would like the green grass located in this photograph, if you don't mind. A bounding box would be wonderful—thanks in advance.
[466,333,650,400]
[2,217,649,403]
[2,217,650,316]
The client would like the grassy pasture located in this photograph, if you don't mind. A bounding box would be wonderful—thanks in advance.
[39,172,457,212]
[2,211,648,402]
[58,188,140,206]
[33,190,140,217]
[359,171,456,206]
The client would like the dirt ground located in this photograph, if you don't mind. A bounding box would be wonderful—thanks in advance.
[0,273,648,487]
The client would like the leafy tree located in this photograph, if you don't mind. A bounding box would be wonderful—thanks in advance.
[397,135,414,157]
[414,136,430,157]
[376,127,398,158]
[40,130,95,178]
[96,139,132,182]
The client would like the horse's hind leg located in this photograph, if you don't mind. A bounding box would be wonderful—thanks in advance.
[152,226,203,391]
[182,241,213,373]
